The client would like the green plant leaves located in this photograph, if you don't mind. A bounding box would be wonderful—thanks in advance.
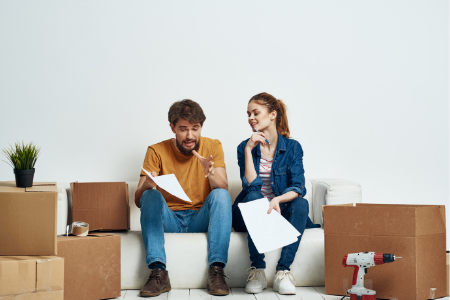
[2,141,41,170]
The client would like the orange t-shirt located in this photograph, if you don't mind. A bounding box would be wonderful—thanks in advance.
[139,137,226,211]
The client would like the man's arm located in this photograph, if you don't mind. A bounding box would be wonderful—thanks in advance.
[207,166,228,190]
[134,172,157,208]
[192,150,228,190]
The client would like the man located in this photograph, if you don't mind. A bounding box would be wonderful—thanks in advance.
[135,99,232,297]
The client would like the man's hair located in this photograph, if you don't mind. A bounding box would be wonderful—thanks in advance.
[168,99,206,126]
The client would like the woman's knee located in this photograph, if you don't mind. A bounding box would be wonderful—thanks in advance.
[243,191,264,202]
[290,197,309,214]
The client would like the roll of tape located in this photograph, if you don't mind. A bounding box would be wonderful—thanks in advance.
[71,221,89,236]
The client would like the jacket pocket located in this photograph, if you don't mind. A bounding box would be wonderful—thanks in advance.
[274,167,288,193]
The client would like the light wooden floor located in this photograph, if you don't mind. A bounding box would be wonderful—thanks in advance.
[114,287,450,299]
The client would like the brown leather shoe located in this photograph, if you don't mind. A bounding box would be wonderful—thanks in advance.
[207,266,230,296]
[139,268,171,297]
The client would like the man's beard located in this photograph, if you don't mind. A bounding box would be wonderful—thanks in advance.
[176,138,200,156]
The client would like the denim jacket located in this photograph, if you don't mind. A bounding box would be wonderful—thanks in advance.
[233,133,319,228]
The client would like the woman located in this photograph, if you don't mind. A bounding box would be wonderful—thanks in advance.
[232,92,319,295]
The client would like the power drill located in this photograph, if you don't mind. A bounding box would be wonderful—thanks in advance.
[342,252,401,300]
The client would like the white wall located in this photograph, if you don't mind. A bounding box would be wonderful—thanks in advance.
[0,1,448,248]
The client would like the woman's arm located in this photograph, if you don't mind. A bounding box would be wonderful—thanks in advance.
[267,141,306,214]
[267,191,299,213]
[244,146,257,184]
[244,132,268,184]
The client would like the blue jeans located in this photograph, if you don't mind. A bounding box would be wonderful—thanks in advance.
[232,191,309,271]
[140,188,232,267]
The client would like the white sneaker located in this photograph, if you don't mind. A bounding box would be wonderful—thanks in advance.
[244,267,267,294]
[273,270,296,295]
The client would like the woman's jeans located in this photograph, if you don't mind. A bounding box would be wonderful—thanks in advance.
[232,191,309,271]
[140,188,232,268]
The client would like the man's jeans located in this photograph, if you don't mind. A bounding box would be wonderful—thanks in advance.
[140,188,232,268]
[233,191,309,271]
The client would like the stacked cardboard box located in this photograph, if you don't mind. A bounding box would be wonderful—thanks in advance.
[0,182,58,255]
[57,233,121,300]
[0,182,63,300]
[447,252,449,296]
[56,182,127,300]
[1,180,125,300]
[0,256,64,299]
[323,203,447,300]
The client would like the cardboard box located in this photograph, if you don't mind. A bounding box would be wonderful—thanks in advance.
[447,252,449,296]
[323,203,447,300]
[0,182,58,255]
[57,233,121,300]
[71,182,130,231]
[0,256,63,299]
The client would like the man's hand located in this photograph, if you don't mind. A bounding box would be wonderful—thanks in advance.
[267,198,281,214]
[142,172,157,189]
[135,172,157,208]
[193,150,215,178]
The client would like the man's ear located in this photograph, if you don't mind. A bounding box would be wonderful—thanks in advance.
[170,123,176,134]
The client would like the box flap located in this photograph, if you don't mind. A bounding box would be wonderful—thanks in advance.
[323,203,445,237]
[323,204,417,236]
[0,181,25,193]
[26,184,57,192]
[36,256,64,292]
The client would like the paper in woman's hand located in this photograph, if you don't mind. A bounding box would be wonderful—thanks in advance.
[142,168,192,202]
[238,198,301,253]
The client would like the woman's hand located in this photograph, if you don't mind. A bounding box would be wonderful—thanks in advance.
[267,197,281,214]
[246,132,268,150]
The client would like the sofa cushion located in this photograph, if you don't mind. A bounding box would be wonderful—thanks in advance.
[119,229,325,289]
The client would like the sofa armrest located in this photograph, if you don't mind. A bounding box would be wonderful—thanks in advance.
[310,179,362,226]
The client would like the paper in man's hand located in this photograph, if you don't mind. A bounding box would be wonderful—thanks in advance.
[142,168,192,202]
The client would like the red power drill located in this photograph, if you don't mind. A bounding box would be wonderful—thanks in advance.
[342,252,401,300]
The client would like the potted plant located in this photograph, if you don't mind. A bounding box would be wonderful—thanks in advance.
[2,141,41,187]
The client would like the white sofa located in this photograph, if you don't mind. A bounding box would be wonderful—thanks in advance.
[59,177,361,289]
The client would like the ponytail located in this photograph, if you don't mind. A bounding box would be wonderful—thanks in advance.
[276,99,290,138]
[248,92,290,138]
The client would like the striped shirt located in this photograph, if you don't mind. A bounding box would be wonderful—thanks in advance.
[259,154,275,200]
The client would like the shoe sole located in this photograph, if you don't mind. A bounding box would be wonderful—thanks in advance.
[245,286,266,294]
[207,284,230,296]
[139,285,171,297]
[207,288,230,296]
[273,288,296,295]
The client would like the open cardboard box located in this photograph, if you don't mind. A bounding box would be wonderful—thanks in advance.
[322,203,447,300]
[71,182,130,231]
[0,182,58,256]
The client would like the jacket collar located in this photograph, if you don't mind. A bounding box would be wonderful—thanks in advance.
[276,132,287,152]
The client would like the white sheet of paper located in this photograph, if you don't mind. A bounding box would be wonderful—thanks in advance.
[238,198,301,253]
[142,168,192,202]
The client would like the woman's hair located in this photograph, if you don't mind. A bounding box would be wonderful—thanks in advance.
[249,92,290,138]
[168,99,206,126]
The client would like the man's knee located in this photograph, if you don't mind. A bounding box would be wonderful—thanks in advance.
[209,188,232,206]
[140,189,164,209]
